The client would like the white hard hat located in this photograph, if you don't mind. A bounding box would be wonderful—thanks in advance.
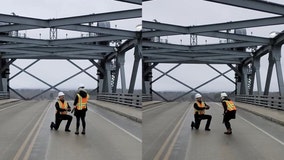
[78,83,85,88]
[58,92,65,97]
[195,93,202,99]
[221,92,228,98]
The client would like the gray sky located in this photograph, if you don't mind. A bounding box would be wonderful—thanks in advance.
[2,0,284,93]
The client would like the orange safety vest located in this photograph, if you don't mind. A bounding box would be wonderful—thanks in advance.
[76,94,89,110]
[57,100,68,115]
[195,101,205,115]
[225,100,237,111]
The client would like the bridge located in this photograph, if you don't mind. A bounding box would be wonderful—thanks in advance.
[0,0,284,160]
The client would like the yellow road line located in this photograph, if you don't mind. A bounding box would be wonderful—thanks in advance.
[13,102,52,160]
[153,104,191,160]
[163,106,193,160]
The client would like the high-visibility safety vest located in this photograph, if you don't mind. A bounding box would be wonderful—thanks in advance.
[76,94,89,110]
[224,100,237,111]
[57,100,68,115]
[195,101,205,115]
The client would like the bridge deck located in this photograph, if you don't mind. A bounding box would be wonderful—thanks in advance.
[143,101,284,160]
[0,99,141,160]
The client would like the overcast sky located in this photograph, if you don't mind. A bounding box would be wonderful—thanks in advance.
[2,0,284,93]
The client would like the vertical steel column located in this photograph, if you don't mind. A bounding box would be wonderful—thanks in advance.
[105,61,112,93]
[142,61,153,95]
[128,45,141,93]
[264,51,275,95]
[272,45,284,95]
[117,53,126,93]
[253,57,262,95]
[241,65,249,95]
[91,59,105,93]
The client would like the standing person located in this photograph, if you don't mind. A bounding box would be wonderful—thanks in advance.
[191,93,212,131]
[50,92,73,132]
[221,92,236,135]
[73,84,89,135]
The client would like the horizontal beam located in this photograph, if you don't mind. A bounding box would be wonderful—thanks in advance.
[115,0,142,5]
[143,16,284,36]
[49,9,142,27]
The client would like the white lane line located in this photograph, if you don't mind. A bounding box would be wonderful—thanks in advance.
[238,115,284,146]
[89,109,142,143]
[214,102,284,146]
[0,104,20,112]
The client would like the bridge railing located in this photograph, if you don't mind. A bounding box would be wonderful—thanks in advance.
[235,95,284,110]
[0,91,9,100]
[97,93,142,108]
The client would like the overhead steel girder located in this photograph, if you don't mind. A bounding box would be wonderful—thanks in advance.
[198,32,271,44]
[243,33,284,65]
[49,9,142,27]
[0,24,38,32]
[143,16,284,37]
[205,0,284,16]
[50,35,130,45]
[115,0,142,5]
[0,45,113,52]
[143,41,264,51]
[143,49,250,57]
[0,14,47,27]
[58,25,136,37]
[0,9,141,28]
[0,36,48,45]
[143,58,241,64]
[0,35,125,45]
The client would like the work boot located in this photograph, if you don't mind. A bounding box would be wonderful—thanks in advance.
[75,128,79,135]
[50,122,54,130]
[191,121,195,129]
[81,128,86,135]
[224,129,232,134]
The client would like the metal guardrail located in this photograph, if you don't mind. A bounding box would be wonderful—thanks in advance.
[97,93,142,108]
[0,91,9,100]
[235,95,284,110]
[142,94,152,102]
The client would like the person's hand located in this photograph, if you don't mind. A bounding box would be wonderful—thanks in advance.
[205,106,210,110]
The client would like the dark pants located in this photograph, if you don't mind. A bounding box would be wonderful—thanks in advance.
[223,110,236,130]
[54,114,73,130]
[194,114,212,129]
[75,110,86,130]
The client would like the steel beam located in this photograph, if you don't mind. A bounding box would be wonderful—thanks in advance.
[49,9,142,27]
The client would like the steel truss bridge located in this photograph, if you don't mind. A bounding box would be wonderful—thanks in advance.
[1,0,284,109]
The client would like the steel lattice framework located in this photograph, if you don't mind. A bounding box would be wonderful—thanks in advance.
[1,0,284,102]
[142,0,284,101]
[0,1,142,99]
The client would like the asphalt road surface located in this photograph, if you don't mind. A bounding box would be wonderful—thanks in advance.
[0,100,141,160]
[143,101,284,160]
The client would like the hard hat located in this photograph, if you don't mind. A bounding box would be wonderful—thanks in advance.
[195,93,202,99]
[221,92,227,98]
[58,92,65,97]
[78,83,85,88]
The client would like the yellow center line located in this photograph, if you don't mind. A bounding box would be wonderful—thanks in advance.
[13,102,52,160]
[153,103,192,160]
[163,106,193,160]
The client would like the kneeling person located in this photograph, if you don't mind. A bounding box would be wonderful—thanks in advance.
[50,92,73,132]
[191,93,212,131]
